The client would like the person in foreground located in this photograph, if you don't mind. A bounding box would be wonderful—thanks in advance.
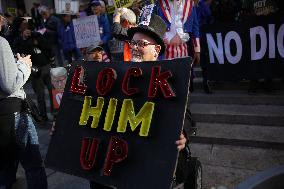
[89,13,187,189]
[0,14,47,189]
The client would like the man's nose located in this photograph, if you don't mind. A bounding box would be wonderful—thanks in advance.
[132,44,139,51]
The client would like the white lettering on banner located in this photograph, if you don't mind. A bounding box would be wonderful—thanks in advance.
[269,24,276,58]
[224,31,242,64]
[206,23,284,64]
[206,33,224,64]
[250,26,267,60]
[277,24,284,58]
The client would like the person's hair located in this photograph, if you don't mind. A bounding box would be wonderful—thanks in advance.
[121,9,136,25]
[38,5,50,14]
[50,67,67,78]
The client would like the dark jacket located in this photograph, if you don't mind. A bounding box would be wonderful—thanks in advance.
[13,34,53,67]
[42,15,60,44]
[112,22,129,41]
[31,7,42,28]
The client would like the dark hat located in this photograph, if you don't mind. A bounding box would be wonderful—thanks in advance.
[127,4,167,55]
[87,44,103,53]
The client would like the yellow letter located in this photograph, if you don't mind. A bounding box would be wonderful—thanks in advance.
[79,96,104,128]
[103,98,118,131]
[117,99,155,137]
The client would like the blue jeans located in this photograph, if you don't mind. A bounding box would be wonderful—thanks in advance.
[0,112,47,189]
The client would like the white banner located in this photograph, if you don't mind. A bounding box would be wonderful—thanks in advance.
[73,15,101,49]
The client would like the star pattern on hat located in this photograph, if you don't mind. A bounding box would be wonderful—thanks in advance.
[139,4,155,26]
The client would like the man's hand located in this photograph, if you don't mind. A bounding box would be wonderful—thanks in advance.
[193,52,200,65]
[113,12,121,23]
[176,133,187,151]
[113,8,127,23]
[17,53,32,68]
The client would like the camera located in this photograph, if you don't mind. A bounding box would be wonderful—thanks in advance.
[31,66,39,73]
[31,66,41,77]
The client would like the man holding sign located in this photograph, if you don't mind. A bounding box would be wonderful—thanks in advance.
[46,10,190,189]
[89,14,186,188]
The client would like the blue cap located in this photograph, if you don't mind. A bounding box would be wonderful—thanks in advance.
[90,0,101,6]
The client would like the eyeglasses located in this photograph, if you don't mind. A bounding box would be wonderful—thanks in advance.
[128,40,156,48]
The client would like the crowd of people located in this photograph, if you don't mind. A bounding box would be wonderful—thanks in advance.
[2,0,283,117]
[1,0,283,188]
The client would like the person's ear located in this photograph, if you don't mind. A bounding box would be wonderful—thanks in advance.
[155,45,161,56]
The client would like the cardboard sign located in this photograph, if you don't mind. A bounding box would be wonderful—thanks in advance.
[55,0,79,15]
[7,7,16,14]
[45,58,191,189]
[113,0,134,9]
[73,15,101,49]
[106,0,133,14]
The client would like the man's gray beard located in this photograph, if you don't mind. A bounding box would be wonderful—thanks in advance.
[131,56,143,62]
[131,51,143,62]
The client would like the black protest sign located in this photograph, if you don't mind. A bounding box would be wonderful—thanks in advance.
[45,58,191,189]
[201,13,284,81]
